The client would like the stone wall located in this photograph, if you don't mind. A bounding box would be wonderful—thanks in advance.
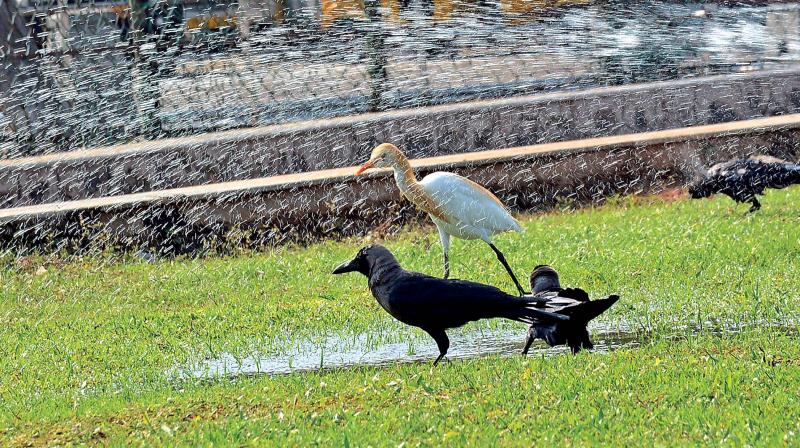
[2,114,798,254]
[1,68,800,208]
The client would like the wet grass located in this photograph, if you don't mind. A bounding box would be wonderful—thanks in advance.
[1,188,799,445]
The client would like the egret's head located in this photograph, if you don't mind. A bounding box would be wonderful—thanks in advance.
[355,143,405,176]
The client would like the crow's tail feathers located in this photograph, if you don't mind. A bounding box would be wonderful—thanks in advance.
[527,295,620,354]
[563,295,620,324]
[766,163,800,189]
[786,164,800,186]
[515,306,571,324]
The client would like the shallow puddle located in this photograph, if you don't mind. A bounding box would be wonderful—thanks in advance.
[178,323,640,379]
[174,318,799,379]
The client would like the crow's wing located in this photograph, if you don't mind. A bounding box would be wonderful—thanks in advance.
[559,287,590,302]
[386,273,563,329]
[529,294,620,327]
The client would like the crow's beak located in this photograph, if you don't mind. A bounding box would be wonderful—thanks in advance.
[354,159,376,176]
[332,258,359,275]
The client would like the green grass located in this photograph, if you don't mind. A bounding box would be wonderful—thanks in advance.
[1,188,799,446]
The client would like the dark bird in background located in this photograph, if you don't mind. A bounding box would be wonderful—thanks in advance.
[688,155,800,212]
[522,265,619,355]
[332,245,570,365]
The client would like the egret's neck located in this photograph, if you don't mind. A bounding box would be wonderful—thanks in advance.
[389,156,449,223]
[391,158,417,196]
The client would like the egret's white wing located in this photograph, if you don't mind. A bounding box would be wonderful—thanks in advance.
[419,172,521,235]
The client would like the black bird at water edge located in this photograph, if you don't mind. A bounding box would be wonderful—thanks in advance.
[332,245,570,365]
[522,265,619,355]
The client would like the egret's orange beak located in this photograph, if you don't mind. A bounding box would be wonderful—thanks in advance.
[355,159,376,176]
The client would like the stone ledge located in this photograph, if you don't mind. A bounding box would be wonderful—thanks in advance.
[3,112,799,222]
[0,114,798,254]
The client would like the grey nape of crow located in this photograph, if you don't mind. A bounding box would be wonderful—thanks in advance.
[332,245,570,365]
[522,265,619,355]
[688,155,800,212]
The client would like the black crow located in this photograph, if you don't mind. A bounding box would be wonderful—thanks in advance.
[688,155,800,212]
[522,265,619,354]
[332,245,570,365]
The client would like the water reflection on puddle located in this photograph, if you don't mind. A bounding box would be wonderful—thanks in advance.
[174,319,799,379]
[178,323,639,379]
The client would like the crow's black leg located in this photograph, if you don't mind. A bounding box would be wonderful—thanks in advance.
[570,328,594,354]
[488,243,527,296]
[522,326,536,355]
[425,328,450,366]
[748,197,761,213]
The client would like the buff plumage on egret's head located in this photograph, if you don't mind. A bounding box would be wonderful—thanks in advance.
[355,143,527,296]
[355,143,409,175]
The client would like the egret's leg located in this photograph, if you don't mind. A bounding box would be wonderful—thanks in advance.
[488,242,527,296]
[437,225,451,279]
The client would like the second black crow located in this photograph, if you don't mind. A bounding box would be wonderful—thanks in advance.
[522,265,619,354]
[332,245,570,365]
[688,155,800,212]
